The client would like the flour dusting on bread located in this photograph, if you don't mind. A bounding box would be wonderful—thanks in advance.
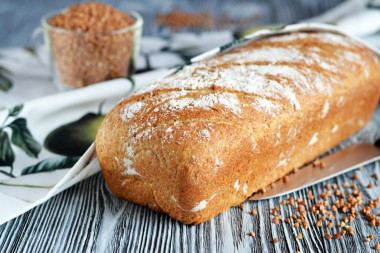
[171,194,217,213]
[308,133,319,146]
[165,92,242,115]
[321,102,329,118]
[266,32,354,47]
[121,158,143,177]
[126,32,366,125]
[96,30,380,225]
[120,101,144,121]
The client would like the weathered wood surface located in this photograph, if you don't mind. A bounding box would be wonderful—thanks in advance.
[0,107,379,253]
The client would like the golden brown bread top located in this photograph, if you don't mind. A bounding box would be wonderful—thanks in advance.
[96,31,380,222]
[116,32,379,142]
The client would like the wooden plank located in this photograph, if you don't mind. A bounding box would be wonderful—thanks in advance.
[0,161,378,253]
[1,111,379,253]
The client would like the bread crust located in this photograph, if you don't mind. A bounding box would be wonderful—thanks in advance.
[96,32,380,224]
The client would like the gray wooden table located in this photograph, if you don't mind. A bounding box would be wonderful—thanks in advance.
[0,106,379,252]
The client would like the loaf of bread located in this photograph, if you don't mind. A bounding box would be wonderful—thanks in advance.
[96,31,380,224]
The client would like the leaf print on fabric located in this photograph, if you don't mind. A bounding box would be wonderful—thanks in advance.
[8,105,24,117]
[0,131,15,168]
[7,118,41,158]
[21,156,80,175]
[44,113,104,156]
[0,65,12,92]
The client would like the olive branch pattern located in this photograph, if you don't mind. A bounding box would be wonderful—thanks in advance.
[0,105,41,177]
[0,64,12,92]
[0,105,80,180]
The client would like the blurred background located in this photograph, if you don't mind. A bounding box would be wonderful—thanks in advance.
[1,0,380,106]
[0,0,366,48]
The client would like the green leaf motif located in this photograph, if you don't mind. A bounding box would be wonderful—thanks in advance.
[23,47,36,56]
[7,118,41,158]
[0,73,12,92]
[21,156,80,175]
[8,104,24,117]
[0,131,15,167]
[0,66,11,75]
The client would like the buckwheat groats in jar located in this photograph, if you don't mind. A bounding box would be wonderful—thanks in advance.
[49,2,138,88]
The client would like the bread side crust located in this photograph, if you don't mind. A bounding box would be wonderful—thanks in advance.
[96,32,380,224]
